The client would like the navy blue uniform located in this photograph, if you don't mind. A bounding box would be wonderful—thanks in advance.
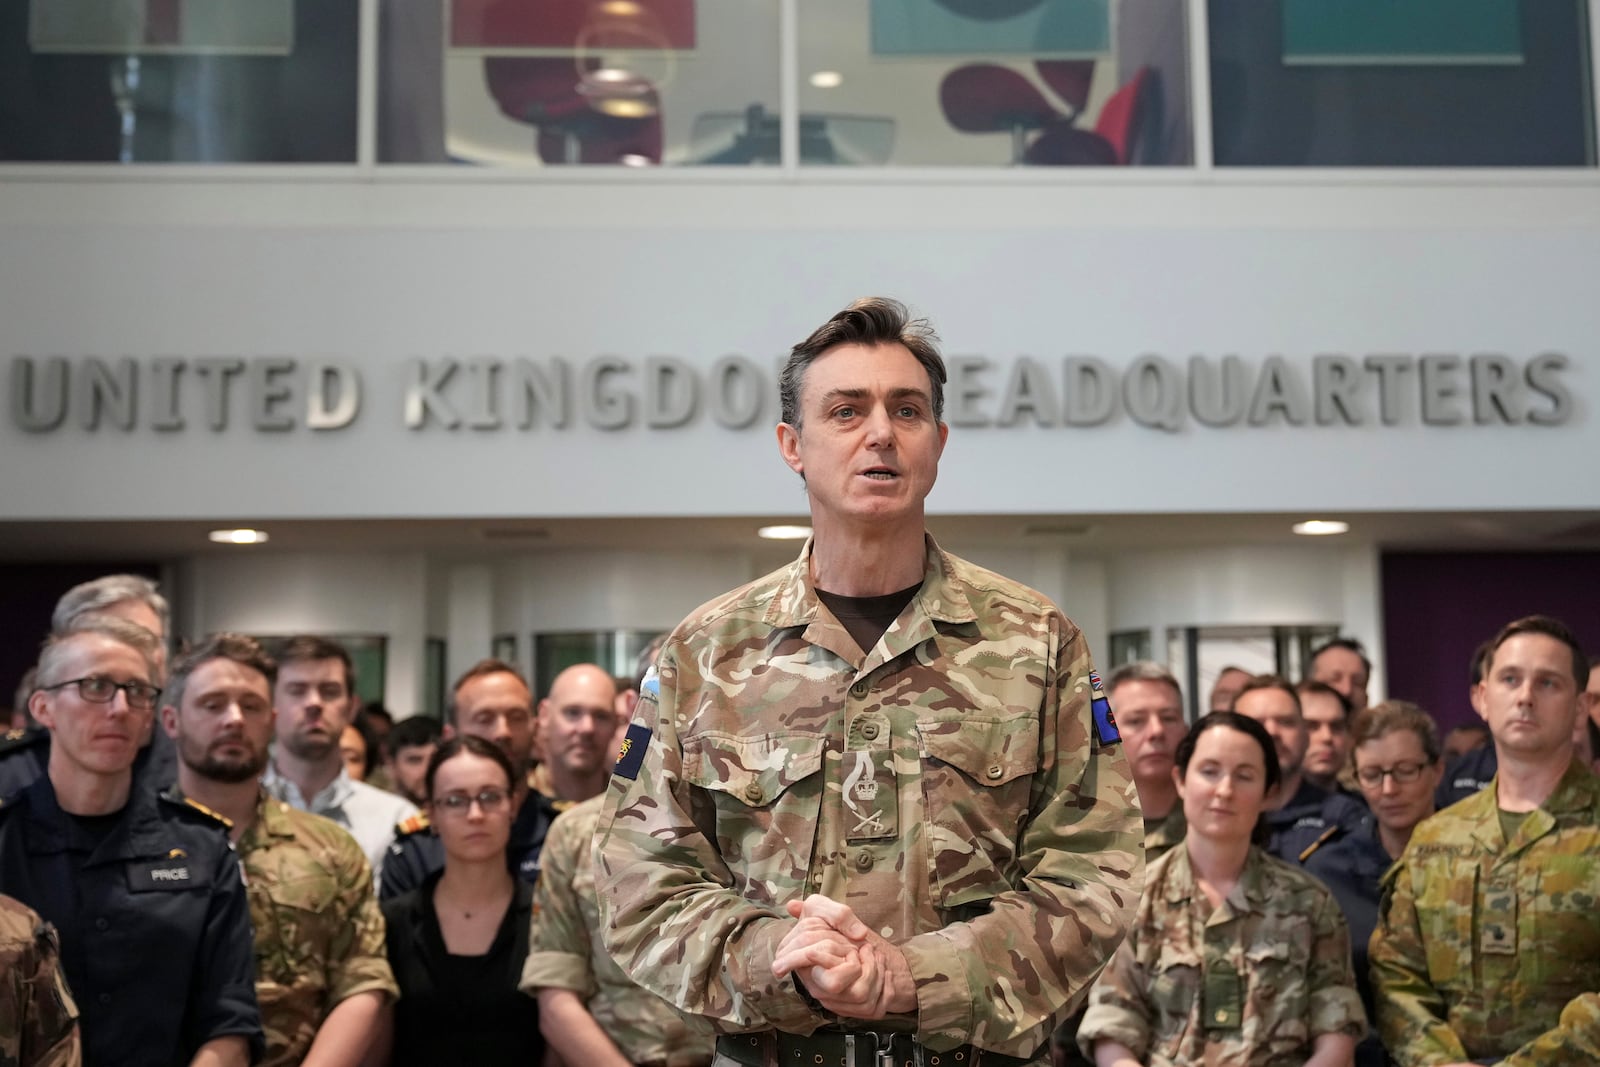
[1303,815,1394,1066]
[0,728,179,800]
[1267,778,1368,864]
[1435,744,1497,809]
[380,788,564,901]
[0,777,262,1067]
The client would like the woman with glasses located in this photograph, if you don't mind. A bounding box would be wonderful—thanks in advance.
[1078,711,1366,1067]
[1303,701,1443,1067]
[382,734,542,1067]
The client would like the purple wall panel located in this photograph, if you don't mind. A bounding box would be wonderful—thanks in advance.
[1381,551,1600,731]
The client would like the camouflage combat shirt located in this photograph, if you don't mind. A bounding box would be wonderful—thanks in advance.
[1078,844,1366,1066]
[1370,756,1600,1066]
[520,794,715,1066]
[596,536,1144,1062]
[234,793,399,1067]
[0,892,80,1067]
[1143,808,1186,864]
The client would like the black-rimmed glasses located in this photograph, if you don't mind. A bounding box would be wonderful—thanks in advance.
[38,676,162,711]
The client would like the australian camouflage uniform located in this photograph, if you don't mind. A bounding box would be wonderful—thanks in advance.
[1370,757,1600,1066]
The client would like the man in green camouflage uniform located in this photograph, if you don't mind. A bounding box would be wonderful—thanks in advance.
[596,298,1143,1067]
[161,634,399,1067]
[521,794,716,1067]
[1076,843,1367,1064]
[0,891,80,1067]
[1371,615,1600,1066]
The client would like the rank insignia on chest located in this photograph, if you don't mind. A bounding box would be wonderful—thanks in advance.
[1481,922,1517,955]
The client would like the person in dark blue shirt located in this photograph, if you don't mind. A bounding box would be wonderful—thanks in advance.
[1304,700,1444,1067]
[0,616,260,1067]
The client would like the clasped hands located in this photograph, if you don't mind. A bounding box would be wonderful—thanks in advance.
[771,895,917,1019]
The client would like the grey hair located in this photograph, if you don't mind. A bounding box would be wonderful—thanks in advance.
[52,574,169,637]
[36,613,162,688]
[1107,661,1183,702]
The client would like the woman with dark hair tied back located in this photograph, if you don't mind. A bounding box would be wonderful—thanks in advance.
[1078,712,1367,1067]
[382,735,542,1067]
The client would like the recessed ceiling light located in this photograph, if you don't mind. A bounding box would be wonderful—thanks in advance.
[618,153,652,167]
[758,524,812,540]
[809,71,844,89]
[208,528,269,545]
[1292,520,1349,536]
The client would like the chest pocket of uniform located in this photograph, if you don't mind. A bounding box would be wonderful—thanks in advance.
[916,714,1039,909]
[1415,856,1475,992]
[253,873,340,989]
[683,732,826,905]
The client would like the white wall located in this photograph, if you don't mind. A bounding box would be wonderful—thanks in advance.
[183,551,431,710]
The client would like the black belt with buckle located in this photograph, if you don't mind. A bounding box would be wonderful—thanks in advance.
[716,1032,1032,1067]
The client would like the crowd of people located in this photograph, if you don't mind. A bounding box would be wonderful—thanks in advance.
[0,573,707,1067]
[2,297,1597,1067]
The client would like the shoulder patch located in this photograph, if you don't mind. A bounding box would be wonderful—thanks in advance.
[1088,670,1120,746]
[1298,824,1342,863]
[396,812,431,836]
[0,727,47,754]
[613,722,651,781]
[176,796,234,829]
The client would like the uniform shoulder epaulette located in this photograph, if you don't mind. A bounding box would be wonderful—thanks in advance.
[0,727,47,755]
[1298,824,1342,863]
[163,793,234,829]
[396,811,431,836]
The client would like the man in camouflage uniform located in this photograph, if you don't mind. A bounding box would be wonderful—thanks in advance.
[521,793,716,1067]
[0,891,80,1067]
[596,297,1143,1067]
[1107,662,1190,862]
[162,633,398,1067]
[1371,615,1600,1066]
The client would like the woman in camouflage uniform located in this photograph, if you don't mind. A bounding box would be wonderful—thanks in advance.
[1078,712,1367,1067]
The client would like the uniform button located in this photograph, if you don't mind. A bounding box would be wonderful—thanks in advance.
[861,722,880,741]
[743,783,764,803]
[986,765,1004,780]
[98,993,112,1005]
[855,851,874,872]
[94,917,109,931]
[850,681,869,698]
[1213,1009,1227,1023]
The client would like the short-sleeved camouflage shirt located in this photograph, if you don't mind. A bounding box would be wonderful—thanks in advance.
[596,537,1144,1062]
[1079,844,1366,1066]
[235,793,399,1067]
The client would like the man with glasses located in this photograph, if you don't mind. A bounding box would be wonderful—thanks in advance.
[381,660,608,899]
[163,633,398,1067]
[1372,615,1600,1066]
[2,573,175,799]
[1303,701,1443,1067]
[0,616,262,1067]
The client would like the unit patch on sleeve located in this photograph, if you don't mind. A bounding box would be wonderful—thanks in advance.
[1088,669,1121,746]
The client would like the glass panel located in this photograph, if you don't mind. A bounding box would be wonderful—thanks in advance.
[0,0,359,163]
[1167,624,1338,718]
[380,0,780,166]
[257,633,386,706]
[532,629,663,700]
[1209,0,1596,165]
[1108,629,1152,666]
[796,0,1191,166]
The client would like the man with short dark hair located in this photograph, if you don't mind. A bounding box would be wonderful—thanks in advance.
[262,636,416,884]
[1233,674,1364,863]
[0,616,261,1067]
[1208,665,1251,713]
[1307,637,1372,713]
[381,659,594,899]
[164,633,398,1067]
[384,716,440,808]
[1372,615,1600,1065]
[1297,679,1356,795]
[1435,639,1499,809]
[595,298,1142,1067]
